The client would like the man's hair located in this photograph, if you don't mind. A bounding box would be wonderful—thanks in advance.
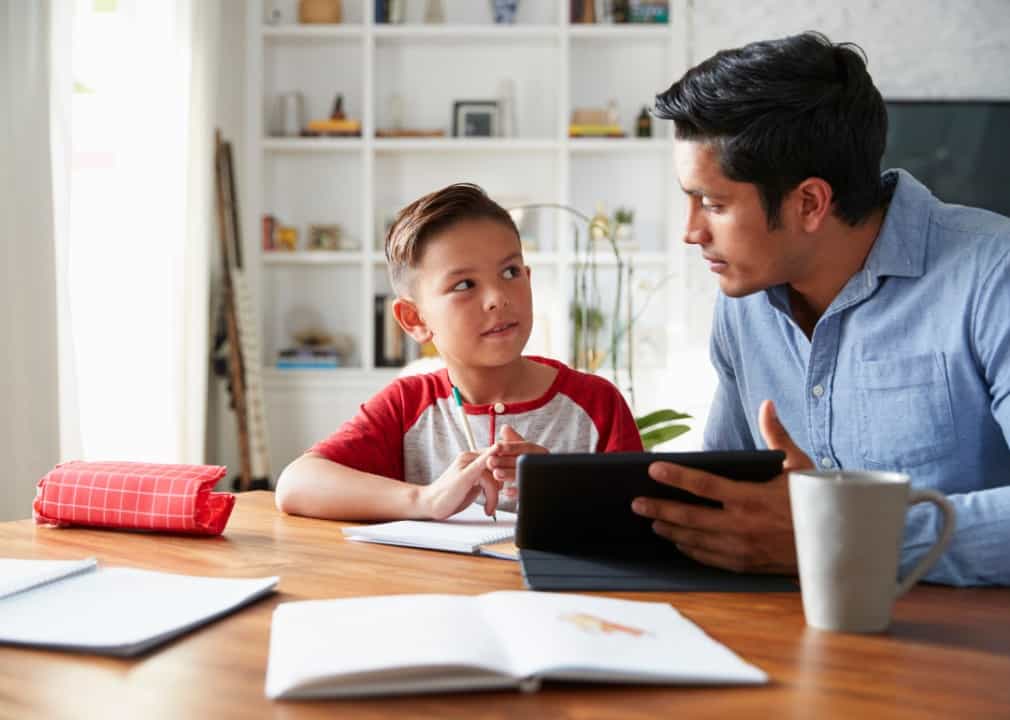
[385,183,519,296]
[653,31,888,227]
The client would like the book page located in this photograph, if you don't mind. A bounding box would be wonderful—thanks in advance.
[342,505,516,554]
[0,566,277,655]
[0,558,97,600]
[478,592,767,685]
[266,594,516,699]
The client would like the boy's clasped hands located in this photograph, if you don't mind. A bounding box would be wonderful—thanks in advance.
[418,425,547,520]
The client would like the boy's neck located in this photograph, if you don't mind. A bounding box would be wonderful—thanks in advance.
[448,357,555,406]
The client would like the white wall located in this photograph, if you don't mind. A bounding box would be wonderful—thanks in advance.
[206,0,1010,473]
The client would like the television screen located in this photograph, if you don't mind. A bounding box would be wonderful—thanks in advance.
[883,100,1010,218]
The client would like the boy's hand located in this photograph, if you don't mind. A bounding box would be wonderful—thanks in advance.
[419,444,502,520]
[487,425,548,499]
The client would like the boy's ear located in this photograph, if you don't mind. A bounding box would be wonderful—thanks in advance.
[392,297,432,343]
[792,177,833,232]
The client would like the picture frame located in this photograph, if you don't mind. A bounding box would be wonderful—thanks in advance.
[307,224,342,251]
[452,100,500,138]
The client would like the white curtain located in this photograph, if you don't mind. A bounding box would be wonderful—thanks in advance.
[0,0,62,520]
[62,0,220,465]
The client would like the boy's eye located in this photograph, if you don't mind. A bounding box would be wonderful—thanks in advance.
[502,265,521,279]
[701,200,723,213]
[451,279,474,292]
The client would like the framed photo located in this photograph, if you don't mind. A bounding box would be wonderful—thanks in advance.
[453,101,499,138]
[307,224,342,251]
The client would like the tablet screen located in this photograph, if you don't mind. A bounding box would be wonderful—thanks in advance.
[515,450,785,553]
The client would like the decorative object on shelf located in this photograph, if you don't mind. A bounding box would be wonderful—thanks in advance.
[298,0,342,24]
[386,0,406,24]
[275,225,298,251]
[303,93,362,137]
[307,224,342,251]
[424,0,445,23]
[613,207,638,250]
[636,106,652,137]
[611,0,630,22]
[569,107,624,137]
[277,326,354,369]
[274,91,305,137]
[267,7,284,25]
[491,0,519,24]
[628,0,669,23]
[374,0,386,23]
[453,100,500,137]
[571,0,596,23]
[497,78,518,138]
[262,214,276,251]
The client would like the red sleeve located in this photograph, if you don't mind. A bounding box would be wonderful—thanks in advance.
[595,382,645,453]
[309,380,408,481]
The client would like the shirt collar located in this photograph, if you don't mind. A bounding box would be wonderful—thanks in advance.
[861,168,931,280]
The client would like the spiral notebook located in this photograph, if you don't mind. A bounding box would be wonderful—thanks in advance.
[342,505,518,559]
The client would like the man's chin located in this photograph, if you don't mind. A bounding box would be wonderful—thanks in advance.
[718,277,764,299]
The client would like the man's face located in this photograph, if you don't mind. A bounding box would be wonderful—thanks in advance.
[674,139,807,297]
[409,218,533,369]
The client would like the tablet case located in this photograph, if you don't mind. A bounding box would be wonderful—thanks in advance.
[515,451,797,592]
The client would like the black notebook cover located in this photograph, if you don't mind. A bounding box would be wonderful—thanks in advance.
[515,451,797,592]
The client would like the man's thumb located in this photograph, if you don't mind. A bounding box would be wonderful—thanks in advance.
[499,424,524,442]
[758,400,812,469]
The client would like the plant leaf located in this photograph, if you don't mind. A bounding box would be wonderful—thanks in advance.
[635,408,692,430]
[641,424,691,449]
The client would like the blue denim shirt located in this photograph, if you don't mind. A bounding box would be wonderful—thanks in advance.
[704,170,1010,586]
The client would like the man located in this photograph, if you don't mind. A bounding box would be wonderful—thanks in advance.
[631,31,1010,586]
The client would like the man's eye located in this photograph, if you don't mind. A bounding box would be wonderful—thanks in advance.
[451,279,474,292]
[702,202,723,213]
[502,265,520,279]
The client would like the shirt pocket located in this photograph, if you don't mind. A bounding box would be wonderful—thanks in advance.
[855,353,955,468]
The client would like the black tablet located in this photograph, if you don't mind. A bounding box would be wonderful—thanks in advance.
[515,450,785,553]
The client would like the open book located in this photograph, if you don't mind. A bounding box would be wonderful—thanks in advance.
[265,591,767,699]
[342,505,518,559]
[0,557,278,656]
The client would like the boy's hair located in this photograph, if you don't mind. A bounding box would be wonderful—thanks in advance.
[385,183,519,296]
[653,31,888,228]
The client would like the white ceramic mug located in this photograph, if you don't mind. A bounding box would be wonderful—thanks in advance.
[789,470,956,633]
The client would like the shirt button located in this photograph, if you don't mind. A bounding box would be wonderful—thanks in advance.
[820,457,833,468]
[493,402,506,414]
[812,384,824,398]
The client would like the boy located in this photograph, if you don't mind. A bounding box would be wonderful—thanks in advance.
[275,183,643,521]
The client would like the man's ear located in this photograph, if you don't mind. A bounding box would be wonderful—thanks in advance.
[791,177,833,232]
[392,297,432,343]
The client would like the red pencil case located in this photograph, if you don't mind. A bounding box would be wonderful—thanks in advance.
[34,461,235,536]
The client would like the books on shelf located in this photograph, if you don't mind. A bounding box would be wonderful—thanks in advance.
[265,590,767,699]
[0,558,278,656]
[342,504,518,559]
[374,294,407,367]
[276,346,341,369]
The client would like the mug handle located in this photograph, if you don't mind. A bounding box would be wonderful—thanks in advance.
[895,489,956,598]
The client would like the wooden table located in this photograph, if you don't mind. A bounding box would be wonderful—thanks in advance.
[1,491,1008,719]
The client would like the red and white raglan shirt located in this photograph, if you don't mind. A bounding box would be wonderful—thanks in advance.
[310,356,643,499]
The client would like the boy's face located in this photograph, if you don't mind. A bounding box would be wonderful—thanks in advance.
[674,139,811,298]
[401,218,533,369]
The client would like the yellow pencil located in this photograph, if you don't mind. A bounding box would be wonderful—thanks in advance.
[451,386,496,522]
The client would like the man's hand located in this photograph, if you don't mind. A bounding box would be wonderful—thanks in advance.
[419,444,502,520]
[630,400,814,574]
[486,424,548,500]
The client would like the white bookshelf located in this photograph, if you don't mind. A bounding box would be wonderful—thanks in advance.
[245,0,693,468]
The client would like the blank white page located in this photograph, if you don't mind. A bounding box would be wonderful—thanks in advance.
[0,558,98,600]
[0,566,278,656]
[342,505,516,554]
